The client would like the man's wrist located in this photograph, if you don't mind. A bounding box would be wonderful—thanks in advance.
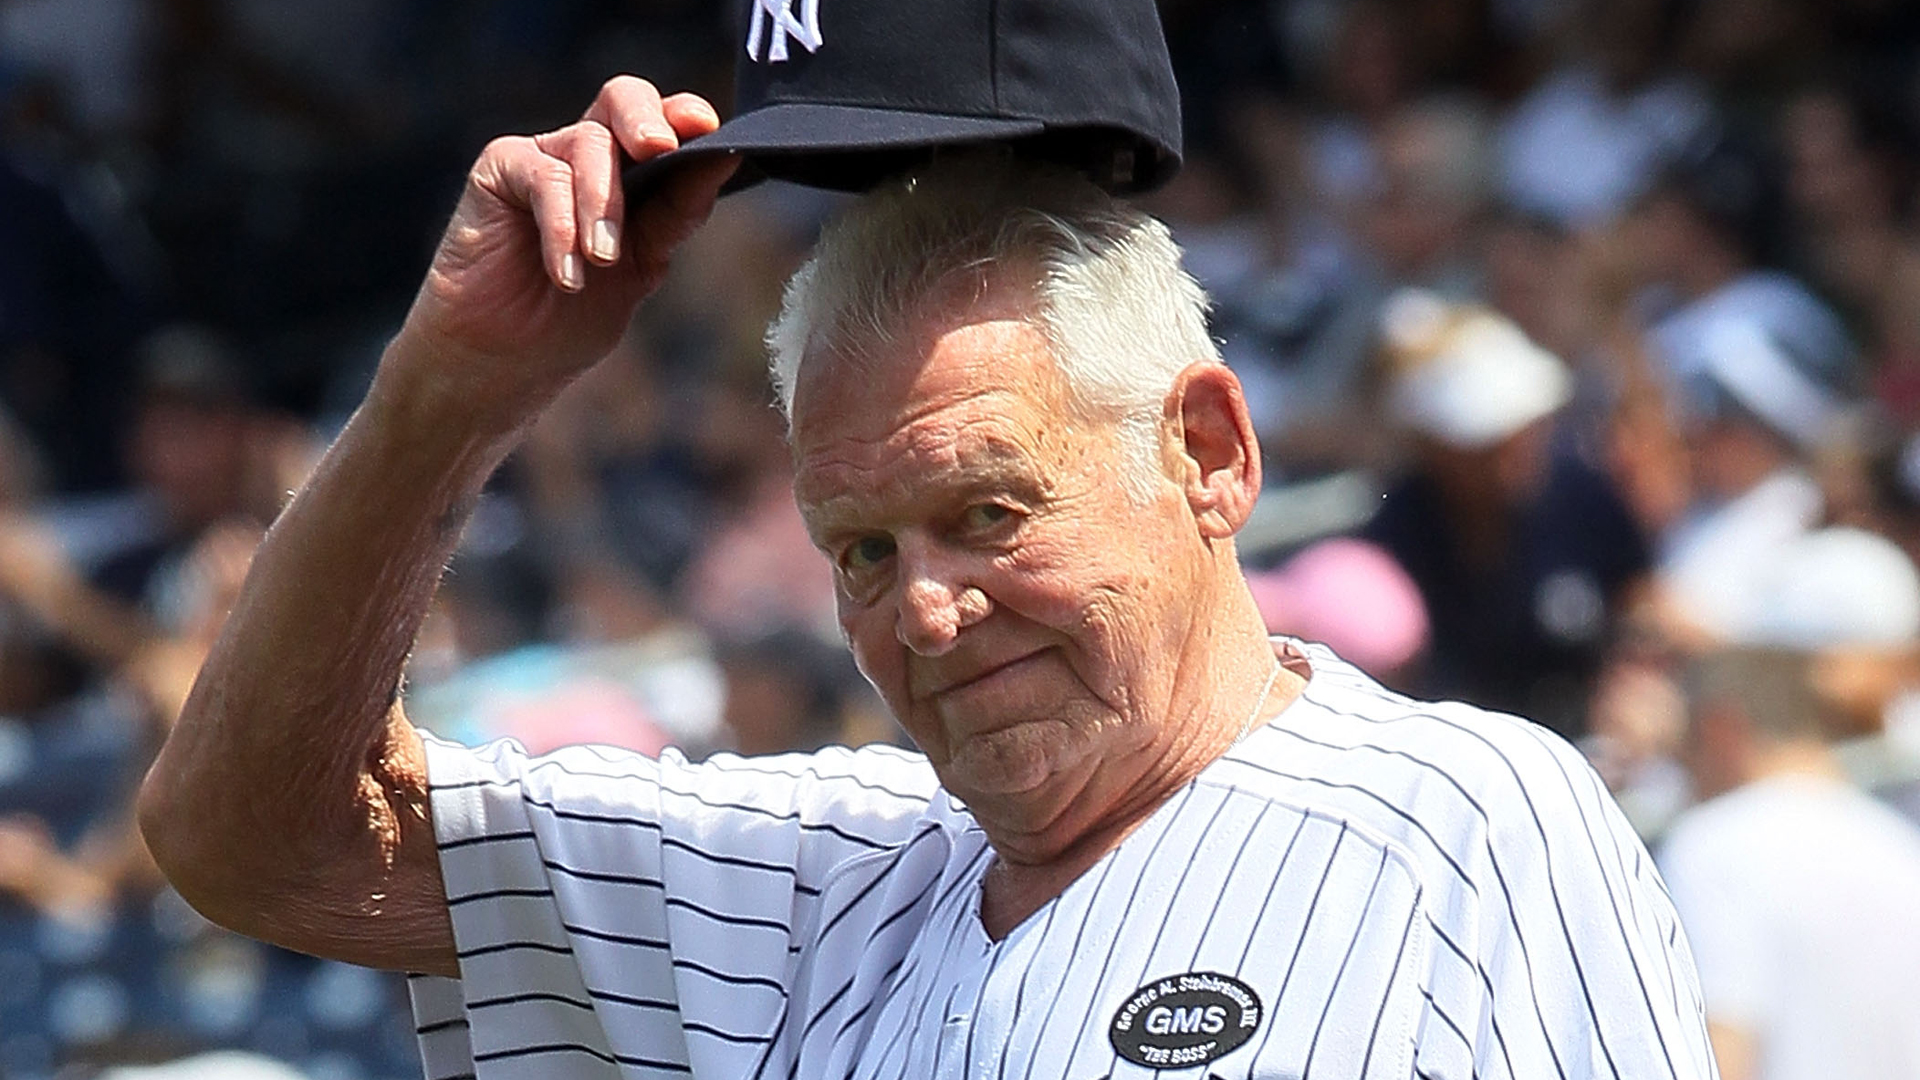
[364,328,544,471]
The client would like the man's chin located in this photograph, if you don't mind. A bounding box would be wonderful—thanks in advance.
[935,719,1091,801]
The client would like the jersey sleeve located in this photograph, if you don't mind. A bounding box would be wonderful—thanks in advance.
[407,733,939,1080]
[1458,722,1717,1080]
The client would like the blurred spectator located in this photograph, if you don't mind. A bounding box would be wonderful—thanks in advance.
[1586,634,1694,837]
[1218,93,1498,469]
[406,548,726,759]
[1245,536,1429,681]
[715,630,874,757]
[1778,82,1920,424]
[1363,292,1651,735]
[86,326,283,631]
[1482,208,1582,359]
[1360,95,1494,298]
[1661,646,1920,1080]
[1498,0,1707,229]
[678,460,836,644]
[673,376,836,643]
[1747,527,1920,828]
[1652,313,1856,645]
[1871,430,1920,588]
[517,331,719,595]
[1194,0,1424,466]
[1634,125,1855,395]
[1199,130,1384,466]
[0,0,152,143]
[1292,0,1419,223]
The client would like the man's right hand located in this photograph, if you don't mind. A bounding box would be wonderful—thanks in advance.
[388,76,738,432]
[140,78,736,978]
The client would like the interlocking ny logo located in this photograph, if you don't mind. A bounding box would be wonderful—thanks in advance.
[746,0,822,63]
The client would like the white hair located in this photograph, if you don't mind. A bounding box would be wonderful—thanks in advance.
[765,154,1220,492]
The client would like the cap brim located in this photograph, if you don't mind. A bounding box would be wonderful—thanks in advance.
[623,101,1046,199]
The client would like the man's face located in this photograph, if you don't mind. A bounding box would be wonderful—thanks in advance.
[789,281,1202,813]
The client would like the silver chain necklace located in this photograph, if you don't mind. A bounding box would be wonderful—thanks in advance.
[1234,661,1284,745]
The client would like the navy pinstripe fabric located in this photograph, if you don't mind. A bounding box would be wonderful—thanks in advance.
[409,644,1715,1080]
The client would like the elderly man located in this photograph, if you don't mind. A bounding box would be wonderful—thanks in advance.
[138,79,1714,1080]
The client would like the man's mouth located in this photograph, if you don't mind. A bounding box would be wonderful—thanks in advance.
[927,647,1050,699]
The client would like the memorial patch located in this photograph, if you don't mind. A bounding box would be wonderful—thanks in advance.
[1108,971,1262,1068]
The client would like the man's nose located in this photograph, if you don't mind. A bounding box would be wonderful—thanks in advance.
[895,552,989,656]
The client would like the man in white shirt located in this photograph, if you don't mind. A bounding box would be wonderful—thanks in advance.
[1662,647,1920,1080]
[134,75,1716,1079]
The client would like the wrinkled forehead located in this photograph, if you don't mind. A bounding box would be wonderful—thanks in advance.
[786,292,1095,531]
[790,405,1052,530]
[787,272,1069,451]
[789,331,1070,481]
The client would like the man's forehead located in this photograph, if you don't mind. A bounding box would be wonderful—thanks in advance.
[798,409,1035,474]
[789,316,1066,448]
[792,391,1048,504]
[788,329,1077,538]
[792,424,1053,546]
[791,262,1054,405]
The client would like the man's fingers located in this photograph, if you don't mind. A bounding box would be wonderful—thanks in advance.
[547,121,625,266]
[661,92,723,141]
[584,75,677,162]
[570,80,728,271]
[479,135,585,292]
[470,81,733,295]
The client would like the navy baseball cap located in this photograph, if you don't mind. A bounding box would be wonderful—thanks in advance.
[625,0,1183,199]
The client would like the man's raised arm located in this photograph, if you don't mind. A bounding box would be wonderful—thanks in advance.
[136,77,738,977]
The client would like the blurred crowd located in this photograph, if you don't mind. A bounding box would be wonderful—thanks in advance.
[3,0,1920,1077]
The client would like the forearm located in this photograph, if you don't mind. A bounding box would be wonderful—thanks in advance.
[136,75,731,976]
[139,334,520,972]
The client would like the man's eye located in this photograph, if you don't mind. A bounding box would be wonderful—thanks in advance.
[962,503,1013,531]
[844,536,896,571]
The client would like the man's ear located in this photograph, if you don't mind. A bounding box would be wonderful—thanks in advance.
[1164,361,1262,539]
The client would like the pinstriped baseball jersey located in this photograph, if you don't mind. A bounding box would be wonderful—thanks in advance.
[408,643,1716,1080]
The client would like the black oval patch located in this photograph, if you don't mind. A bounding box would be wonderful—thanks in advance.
[1108,971,1263,1069]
